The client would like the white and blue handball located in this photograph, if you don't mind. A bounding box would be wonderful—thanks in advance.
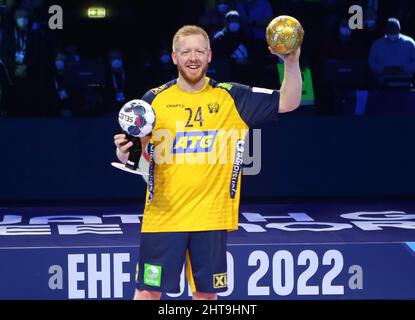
[118,99,155,138]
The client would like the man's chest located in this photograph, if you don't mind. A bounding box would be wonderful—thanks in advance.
[153,96,232,131]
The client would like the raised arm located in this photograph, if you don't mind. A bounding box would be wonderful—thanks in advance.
[269,46,302,113]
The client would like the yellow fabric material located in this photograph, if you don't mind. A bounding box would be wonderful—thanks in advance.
[142,78,248,232]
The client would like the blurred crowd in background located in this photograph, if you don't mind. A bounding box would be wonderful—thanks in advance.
[0,0,414,118]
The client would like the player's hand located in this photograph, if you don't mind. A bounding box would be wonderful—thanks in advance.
[268,46,301,65]
[114,133,133,154]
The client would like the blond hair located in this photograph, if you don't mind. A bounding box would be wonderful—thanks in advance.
[172,25,210,52]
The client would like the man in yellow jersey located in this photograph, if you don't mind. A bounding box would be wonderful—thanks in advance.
[114,25,302,300]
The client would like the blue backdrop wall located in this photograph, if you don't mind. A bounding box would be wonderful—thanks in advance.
[2,115,415,202]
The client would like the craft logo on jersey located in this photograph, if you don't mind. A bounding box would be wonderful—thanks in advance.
[166,103,186,108]
[207,102,220,113]
[172,130,218,154]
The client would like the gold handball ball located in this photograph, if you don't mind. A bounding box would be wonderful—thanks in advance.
[266,15,304,55]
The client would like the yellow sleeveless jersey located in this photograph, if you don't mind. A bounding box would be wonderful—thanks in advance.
[140,77,279,232]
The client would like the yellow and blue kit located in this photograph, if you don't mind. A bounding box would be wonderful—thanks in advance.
[141,77,280,232]
[135,77,280,293]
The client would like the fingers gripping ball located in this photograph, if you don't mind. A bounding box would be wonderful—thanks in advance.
[118,99,155,138]
[266,15,304,55]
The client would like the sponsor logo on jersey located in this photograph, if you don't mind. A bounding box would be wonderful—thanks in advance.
[230,139,245,198]
[147,143,155,204]
[207,102,220,113]
[172,130,218,154]
[150,84,168,95]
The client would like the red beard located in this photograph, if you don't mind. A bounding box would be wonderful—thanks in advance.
[177,63,209,85]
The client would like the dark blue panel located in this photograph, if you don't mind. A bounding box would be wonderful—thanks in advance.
[1,116,415,200]
[1,202,415,299]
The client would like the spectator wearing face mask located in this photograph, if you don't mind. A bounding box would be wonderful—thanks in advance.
[212,10,254,82]
[0,6,42,116]
[368,18,415,86]
[364,7,378,33]
[353,7,382,57]
[66,45,81,64]
[212,11,252,64]
[235,0,273,45]
[49,50,84,117]
[338,19,352,43]
[105,49,131,112]
[323,18,363,60]
[318,18,371,115]
[198,0,235,37]
[52,52,71,116]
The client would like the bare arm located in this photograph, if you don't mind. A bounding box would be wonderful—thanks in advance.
[269,47,303,113]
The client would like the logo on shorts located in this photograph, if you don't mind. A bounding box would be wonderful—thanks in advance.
[213,273,227,289]
[143,264,162,287]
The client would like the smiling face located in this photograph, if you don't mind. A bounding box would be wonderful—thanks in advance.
[172,34,212,86]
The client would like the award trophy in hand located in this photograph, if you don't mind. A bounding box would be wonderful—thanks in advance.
[266,15,304,55]
[111,99,155,176]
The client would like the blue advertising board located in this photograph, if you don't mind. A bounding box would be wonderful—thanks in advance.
[1,202,415,299]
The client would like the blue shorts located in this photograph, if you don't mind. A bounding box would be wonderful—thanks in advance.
[135,230,228,293]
